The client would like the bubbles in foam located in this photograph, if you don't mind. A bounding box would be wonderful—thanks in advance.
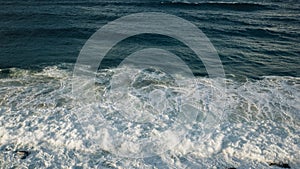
[0,64,299,168]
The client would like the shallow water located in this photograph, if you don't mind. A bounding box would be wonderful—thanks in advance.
[0,64,299,168]
[0,0,299,168]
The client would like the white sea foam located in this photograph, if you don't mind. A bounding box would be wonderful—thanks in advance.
[0,64,299,168]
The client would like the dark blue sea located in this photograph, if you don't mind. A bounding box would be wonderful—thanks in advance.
[0,0,299,168]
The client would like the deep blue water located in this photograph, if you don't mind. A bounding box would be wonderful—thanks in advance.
[0,0,299,78]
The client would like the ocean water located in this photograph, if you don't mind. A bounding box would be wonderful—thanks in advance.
[0,0,299,168]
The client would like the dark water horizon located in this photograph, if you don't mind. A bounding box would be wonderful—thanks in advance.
[0,0,299,78]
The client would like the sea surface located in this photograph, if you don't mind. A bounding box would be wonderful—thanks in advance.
[0,0,299,168]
